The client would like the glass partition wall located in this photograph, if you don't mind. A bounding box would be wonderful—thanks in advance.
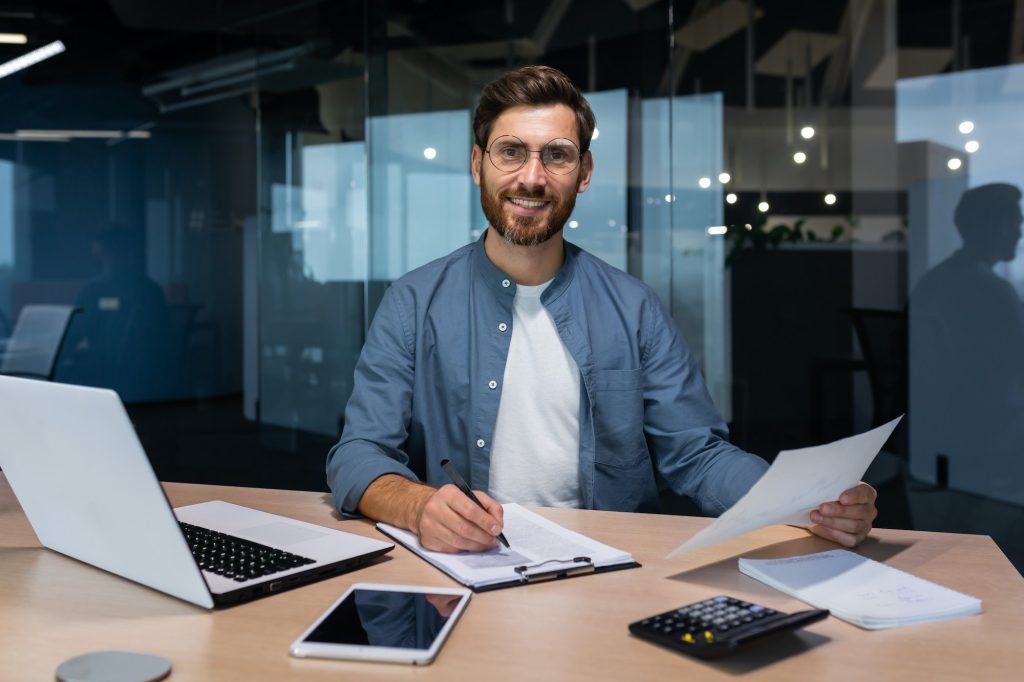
[1,1,1021,573]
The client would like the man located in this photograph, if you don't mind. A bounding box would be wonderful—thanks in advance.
[910,183,1024,501]
[327,65,877,553]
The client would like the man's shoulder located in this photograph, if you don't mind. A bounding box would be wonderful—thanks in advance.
[390,241,476,292]
[569,243,660,303]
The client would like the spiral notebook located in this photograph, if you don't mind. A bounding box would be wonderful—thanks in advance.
[739,549,983,629]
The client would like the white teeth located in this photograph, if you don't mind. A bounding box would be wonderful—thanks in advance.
[508,197,546,209]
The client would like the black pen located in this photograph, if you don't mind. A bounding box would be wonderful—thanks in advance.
[439,458,510,548]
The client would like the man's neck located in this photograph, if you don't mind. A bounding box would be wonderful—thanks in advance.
[484,228,565,285]
[960,244,999,268]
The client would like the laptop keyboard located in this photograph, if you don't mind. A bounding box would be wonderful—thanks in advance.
[180,522,316,583]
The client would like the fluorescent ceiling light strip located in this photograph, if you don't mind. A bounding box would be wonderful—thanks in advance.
[0,40,65,80]
[14,129,152,140]
[0,133,69,142]
[0,33,28,44]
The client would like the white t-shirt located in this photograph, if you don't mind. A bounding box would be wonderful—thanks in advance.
[488,279,582,507]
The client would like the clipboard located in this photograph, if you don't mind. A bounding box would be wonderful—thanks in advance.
[375,503,641,592]
[474,555,641,593]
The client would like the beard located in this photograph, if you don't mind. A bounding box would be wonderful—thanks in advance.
[480,174,579,247]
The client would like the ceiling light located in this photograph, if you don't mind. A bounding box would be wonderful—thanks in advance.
[824,193,837,206]
[14,129,151,140]
[947,157,962,170]
[725,193,738,204]
[758,201,769,213]
[800,126,815,139]
[706,226,727,235]
[793,151,807,164]
[591,127,600,140]
[964,140,979,153]
[0,40,65,81]
[664,194,673,203]
[718,172,731,184]
[569,220,579,229]
[423,147,437,160]
[698,176,712,188]
[0,133,69,142]
[958,120,974,134]
[0,33,28,45]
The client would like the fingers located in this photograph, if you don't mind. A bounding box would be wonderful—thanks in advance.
[838,482,877,505]
[475,490,505,525]
[809,484,878,547]
[417,485,502,553]
[810,509,872,534]
[805,482,878,549]
[815,502,875,521]
[808,523,861,548]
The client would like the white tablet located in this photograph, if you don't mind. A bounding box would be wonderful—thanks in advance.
[289,583,472,665]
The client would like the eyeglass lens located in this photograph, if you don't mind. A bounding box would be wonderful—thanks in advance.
[488,136,580,174]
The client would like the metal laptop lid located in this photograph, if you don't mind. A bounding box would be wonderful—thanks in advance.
[0,376,214,608]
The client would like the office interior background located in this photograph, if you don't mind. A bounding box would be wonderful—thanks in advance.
[0,0,1021,573]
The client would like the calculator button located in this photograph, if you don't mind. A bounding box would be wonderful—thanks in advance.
[681,633,695,644]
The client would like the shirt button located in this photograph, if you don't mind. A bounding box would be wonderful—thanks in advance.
[476,438,486,448]
[498,322,508,332]
[488,380,497,389]
[501,279,511,288]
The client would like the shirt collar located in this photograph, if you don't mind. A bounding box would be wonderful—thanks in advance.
[472,228,578,302]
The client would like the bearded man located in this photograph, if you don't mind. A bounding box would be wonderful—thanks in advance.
[327,65,878,553]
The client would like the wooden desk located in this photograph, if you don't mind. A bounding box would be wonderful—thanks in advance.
[2,475,1022,680]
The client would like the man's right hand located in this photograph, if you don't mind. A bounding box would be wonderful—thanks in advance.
[357,474,504,554]
[415,484,504,553]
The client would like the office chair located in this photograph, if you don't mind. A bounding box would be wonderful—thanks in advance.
[847,307,908,438]
[0,304,80,380]
[847,307,914,527]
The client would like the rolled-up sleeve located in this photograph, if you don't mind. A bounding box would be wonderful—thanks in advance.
[327,285,420,514]
[640,292,768,516]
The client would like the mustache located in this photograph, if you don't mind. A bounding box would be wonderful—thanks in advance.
[501,187,548,200]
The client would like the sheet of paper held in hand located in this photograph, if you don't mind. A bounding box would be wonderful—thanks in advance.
[377,503,634,589]
[667,416,902,558]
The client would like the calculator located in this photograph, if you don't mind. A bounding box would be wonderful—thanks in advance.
[628,595,828,659]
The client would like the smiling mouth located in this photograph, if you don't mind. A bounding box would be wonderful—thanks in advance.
[506,197,549,209]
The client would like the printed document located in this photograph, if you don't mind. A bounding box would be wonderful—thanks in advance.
[739,549,982,629]
[377,503,635,589]
[668,416,902,557]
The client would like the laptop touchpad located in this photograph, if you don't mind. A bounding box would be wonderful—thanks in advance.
[240,522,327,546]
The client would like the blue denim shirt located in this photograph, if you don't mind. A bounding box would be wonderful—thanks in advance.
[327,232,767,516]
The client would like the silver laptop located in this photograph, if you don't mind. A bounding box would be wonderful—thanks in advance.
[0,375,393,608]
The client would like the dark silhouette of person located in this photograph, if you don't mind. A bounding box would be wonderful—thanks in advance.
[909,183,1024,502]
[68,226,169,401]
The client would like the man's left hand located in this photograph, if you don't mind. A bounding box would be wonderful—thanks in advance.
[808,482,877,547]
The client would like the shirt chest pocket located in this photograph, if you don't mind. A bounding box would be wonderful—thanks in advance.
[590,368,646,466]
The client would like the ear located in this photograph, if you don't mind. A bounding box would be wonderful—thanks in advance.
[471,144,483,188]
[576,150,594,194]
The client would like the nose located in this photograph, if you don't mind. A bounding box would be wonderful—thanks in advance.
[517,153,547,189]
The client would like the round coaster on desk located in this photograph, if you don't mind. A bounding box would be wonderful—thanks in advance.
[56,651,172,682]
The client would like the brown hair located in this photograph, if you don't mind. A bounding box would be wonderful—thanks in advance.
[473,65,596,155]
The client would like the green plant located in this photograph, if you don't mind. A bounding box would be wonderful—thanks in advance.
[723,214,857,267]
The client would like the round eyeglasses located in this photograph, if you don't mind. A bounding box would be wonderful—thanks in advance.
[484,135,581,175]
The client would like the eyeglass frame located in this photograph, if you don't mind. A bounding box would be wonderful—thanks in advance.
[483,134,584,175]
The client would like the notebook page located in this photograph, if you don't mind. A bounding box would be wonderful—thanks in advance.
[739,550,982,628]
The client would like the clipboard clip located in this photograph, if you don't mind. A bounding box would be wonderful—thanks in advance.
[514,556,594,583]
